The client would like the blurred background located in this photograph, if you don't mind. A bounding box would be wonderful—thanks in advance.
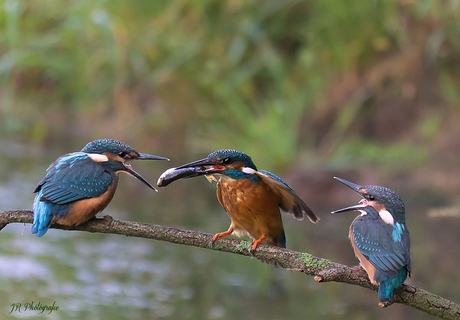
[1,0,459,319]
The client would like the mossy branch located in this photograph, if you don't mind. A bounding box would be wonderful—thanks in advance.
[1,210,459,320]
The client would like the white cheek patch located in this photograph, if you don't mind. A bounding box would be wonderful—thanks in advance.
[242,167,256,174]
[379,209,394,224]
[87,153,109,162]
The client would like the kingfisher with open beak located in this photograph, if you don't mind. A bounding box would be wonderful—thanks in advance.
[332,177,411,307]
[157,149,319,251]
[32,138,168,237]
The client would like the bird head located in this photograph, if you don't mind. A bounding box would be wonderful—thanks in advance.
[81,138,169,162]
[81,138,169,191]
[331,177,405,224]
[175,149,258,179]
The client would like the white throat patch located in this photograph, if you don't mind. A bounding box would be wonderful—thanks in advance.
[242,167,256,174]
[379,209,394,224]
[358,210,367,216]
[87,153,109,162]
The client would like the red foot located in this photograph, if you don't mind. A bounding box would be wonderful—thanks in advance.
[251,235,266,252]
[212,228,234,242]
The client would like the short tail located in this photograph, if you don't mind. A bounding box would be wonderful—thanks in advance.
[32,194,53,237]
[262,233,286,249]
[273,232,286,248]
[378,268,408,307]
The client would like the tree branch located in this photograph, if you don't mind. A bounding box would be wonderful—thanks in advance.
[1,210,458,319]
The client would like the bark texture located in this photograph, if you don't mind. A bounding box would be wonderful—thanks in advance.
[1,210,458,320]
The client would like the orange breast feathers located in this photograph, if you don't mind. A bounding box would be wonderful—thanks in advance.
[216,176,285,245]
[53,182,118,227]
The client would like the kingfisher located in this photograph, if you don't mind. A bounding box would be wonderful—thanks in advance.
[157,149,320,251]
[32,138,168,237]
[332,177,411,307]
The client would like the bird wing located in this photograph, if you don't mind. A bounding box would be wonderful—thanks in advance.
[352,216,411,277]
[34,152,114,204]
[256,170,319,223]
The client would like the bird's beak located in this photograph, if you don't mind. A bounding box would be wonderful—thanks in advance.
[157,157,225,187]
[176,157,226,173]
[122,163,157,191]
[137,153,170,161]
[333,176,362,193]
[331,200,368,214]
[331,176,367,214]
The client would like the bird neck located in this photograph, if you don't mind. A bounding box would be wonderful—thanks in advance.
[223,168,259,183]
[101,161,124,172]
[388,206,406,224]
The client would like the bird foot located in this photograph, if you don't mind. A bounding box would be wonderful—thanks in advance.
[212,228,234,243]
[102,215,114,223]
[378,301,391,308]
[250,235,266,253]
[89,215,114,225]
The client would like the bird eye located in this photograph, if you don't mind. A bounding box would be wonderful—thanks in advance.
[222,157,231,164]
[368,195,375,201]
[118,151,128,158]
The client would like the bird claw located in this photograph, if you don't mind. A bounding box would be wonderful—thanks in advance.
[210,232,224,248]
[102,215,114,225]
[88,215,113,225]
[211,233,221,242]
[211,229,234,247]
[250,235,266,253]
[210,236,218,248]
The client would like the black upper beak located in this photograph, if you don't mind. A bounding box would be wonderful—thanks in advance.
[331,176,366,214]
[175,157,226,174]
[176,157,213,169]
[122,162,157,191]
[137,153,170,161]
[333,176,363,193]
[157,157,226,187]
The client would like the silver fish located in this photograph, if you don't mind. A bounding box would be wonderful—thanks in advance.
[157,166,206,187]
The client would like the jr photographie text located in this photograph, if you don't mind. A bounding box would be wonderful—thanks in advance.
[9,301,59,314]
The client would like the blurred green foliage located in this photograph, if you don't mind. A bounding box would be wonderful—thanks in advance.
[1,0,459,169]
[332,138,428,168]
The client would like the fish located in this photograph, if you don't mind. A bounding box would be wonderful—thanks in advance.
[157,166,209,187]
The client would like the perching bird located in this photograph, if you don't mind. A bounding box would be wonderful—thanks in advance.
[332,177,411,307]
[32,138,168,237]
[157,149,319,251]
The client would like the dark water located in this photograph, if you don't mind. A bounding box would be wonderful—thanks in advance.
[0,146,459,320]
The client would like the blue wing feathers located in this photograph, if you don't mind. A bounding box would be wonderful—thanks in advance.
[352,218,410,279]
[35,152,113,204]
[258,170,294,191]
[32,152,114,236]
[258,170,318,222]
